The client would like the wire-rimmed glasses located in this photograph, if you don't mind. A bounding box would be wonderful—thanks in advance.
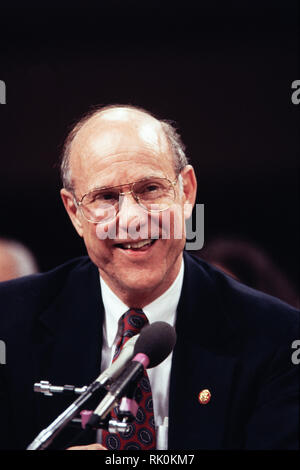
[73,175,179,224]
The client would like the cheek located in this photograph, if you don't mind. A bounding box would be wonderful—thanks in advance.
[162,206,185,240]
[82,223,108,259]
[183,201,193,220]
[147,206,185,241]
[95,221,117,241]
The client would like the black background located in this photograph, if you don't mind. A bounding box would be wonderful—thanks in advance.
[0,2,299,286]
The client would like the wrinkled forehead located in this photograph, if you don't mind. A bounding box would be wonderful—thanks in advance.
[70,108,171,166]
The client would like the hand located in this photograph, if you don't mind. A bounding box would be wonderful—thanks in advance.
[67,443,107,450]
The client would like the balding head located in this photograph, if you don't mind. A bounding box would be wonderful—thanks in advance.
[60,104,188,191]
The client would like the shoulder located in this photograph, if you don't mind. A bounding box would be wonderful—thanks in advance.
[0,256,95,326]
[183,251,299,346]
[0,256,93,297]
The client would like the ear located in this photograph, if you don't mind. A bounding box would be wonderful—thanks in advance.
[60,188,84,237]
[179,165,197,219]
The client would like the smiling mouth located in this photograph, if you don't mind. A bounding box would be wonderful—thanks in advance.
[115,239,157,251]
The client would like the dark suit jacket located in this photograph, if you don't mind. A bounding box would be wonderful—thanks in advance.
[0,252,299,450]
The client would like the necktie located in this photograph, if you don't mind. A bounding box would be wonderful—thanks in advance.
[102,308,156,450]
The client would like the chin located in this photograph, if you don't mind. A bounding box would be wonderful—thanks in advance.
[120,271,163,292]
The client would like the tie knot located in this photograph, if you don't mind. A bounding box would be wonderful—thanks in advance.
[122,308,148,334]
[114,308,148,358]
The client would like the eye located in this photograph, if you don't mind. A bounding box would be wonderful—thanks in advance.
[144,184,160,192]
[101,192,117,201]
[89,190,119,204]
[137,181,164,194]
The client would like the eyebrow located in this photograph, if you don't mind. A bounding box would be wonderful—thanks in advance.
[85,175,168,194]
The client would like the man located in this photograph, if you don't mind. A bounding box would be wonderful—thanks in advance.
[0,105,299,450]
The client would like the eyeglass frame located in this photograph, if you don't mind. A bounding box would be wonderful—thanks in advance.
[72,173,182,223]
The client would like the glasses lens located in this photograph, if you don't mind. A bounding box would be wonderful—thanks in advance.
[79,177,176,222]
[133,178,175,212]
[81,189,119,223]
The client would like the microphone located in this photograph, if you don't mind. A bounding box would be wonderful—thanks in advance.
[96,334,139,387]
[87,321,176,427]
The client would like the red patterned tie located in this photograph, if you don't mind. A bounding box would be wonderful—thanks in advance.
[102,309,156,450]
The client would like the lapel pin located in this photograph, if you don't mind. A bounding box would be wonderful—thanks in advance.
[198,389,211,405]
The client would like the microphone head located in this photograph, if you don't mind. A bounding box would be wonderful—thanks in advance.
[133,321,176,368]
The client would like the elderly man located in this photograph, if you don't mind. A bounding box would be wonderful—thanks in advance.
[0,105,299,450]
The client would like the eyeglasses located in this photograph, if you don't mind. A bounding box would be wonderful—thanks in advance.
[73,176,179,224]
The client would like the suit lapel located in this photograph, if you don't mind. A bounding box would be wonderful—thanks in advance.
[31,258,104,446]
[168,253,239,449]
[37,258,104,385]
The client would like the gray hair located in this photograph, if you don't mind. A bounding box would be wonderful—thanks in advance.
[60,104,189,191]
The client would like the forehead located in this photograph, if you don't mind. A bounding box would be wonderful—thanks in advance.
[69,109,175,190]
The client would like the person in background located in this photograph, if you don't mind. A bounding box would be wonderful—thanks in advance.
[198,237,299,309]
[0,238,38,282]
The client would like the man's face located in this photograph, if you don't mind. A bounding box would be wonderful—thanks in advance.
[61,108,196,305]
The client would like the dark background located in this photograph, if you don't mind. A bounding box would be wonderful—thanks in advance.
[0,2,299,287]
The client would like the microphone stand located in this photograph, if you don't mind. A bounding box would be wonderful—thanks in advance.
[26,381,103,450]
[26,376,137,450]
[27,322,175,449]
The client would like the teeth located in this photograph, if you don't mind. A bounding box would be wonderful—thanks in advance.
[122,239,152,249]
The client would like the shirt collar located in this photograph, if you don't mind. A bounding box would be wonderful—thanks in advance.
[100,257,184,347]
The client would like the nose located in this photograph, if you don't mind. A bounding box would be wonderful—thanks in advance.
[117,193,149,239]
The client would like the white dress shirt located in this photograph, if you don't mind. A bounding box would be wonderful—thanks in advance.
[99,258,184,450]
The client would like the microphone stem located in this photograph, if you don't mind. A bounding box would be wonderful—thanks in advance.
[86,361,144,429]
[26,381,102,450]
